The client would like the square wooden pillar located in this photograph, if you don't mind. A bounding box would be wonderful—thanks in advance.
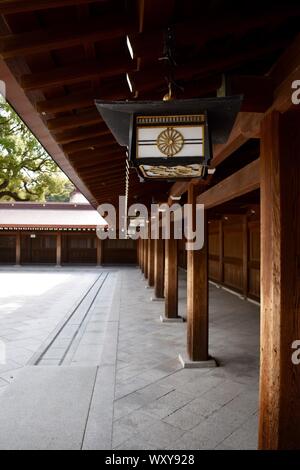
[259,110,300,450]
[154,238,165,299]
[185,184,210,364]
[148,238,155,287]
[137,239,141,268]
[15,232,21,266]
[56,232,62,267]
[164,226,179,320]
[140,239,144,273]
[96,236,102,266]
[144,238,149,279]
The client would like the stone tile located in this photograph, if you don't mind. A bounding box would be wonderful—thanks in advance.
[142,390,194,419]
[201,380,246,406]
[130,420,185,449]
[163,407,205,431]
[114,437,156,450]
[180,396,222,418]
[113,392,150,421]
[113,409,160,447]
[165,432,215,450]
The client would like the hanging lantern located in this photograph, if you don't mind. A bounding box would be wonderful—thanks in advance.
[95,96,242,181]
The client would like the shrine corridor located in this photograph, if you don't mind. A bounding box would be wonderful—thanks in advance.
[0,267,259,450]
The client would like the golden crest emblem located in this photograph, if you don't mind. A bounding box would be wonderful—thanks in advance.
[156,127,184,157]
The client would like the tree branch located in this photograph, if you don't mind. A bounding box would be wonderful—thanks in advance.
[0,190,29,201]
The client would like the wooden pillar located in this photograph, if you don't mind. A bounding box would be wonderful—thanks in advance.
[154,238,165,298]
[242,215,248,298]
[148,237,155,286]
[165,226,178,318]
[259,110,300,450]
[218,218,224,283]
[56,232,62,266]
[137,238,142,269]
[96,236,102,266]
[15,232,21,266]
[140,239,144,273]
[144,238,149,279]
[186,184,209,361]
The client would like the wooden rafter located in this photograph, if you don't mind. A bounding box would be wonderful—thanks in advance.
[54,124,110,145]
[0,15,133,59]
[0,0,104,15]
[197,159,260,209]
[21,57,134,91]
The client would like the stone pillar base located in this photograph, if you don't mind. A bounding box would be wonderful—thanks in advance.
[178,353,218,369]
[160,315,184,323]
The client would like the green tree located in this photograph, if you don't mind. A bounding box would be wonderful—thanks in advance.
[0,99,74,202]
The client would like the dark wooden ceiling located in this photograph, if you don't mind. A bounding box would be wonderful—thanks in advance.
[0,0,299,208]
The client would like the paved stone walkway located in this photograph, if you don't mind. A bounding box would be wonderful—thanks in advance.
[0,268,102,388]
[0,267,260,449]
[113,268,259,450]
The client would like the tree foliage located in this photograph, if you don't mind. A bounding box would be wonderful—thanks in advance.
[0,100,74,201]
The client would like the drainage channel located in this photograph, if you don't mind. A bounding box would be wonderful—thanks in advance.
[33,272,109,366]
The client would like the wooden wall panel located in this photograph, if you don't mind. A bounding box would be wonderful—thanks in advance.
[178,237,187,269]
[208,215,260,300]
[248,220,260,299]
[209,259,220,280]
[102,238,137,264]
[62,233,97,264]
[208,221,221,282]
[0,234,16,264]
[21,233,56,264]
[223,220,244,292]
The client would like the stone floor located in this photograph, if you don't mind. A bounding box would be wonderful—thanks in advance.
[0,266,260,450]
[0,267,101,386]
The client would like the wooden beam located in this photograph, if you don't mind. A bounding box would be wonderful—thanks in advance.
[169,182,189,200]
[71,152,123,169]
[211,33,300,167]
[67,144,121,162]
[54,124,110,145]
[212,113,263,168]
[269,33,300,113]
[128,6,299,61]
[259,110,300,450]
[21,57,134,91]
[223,75,274,113]
[0,16,133,59]
[0,0,104,14]
[36,84,129,115]
[47,109,101,132]
[197,159,260,209]
[129,39,287,94]
[62,135,115,154]
[76,163,125,178]
[187,184,209,361]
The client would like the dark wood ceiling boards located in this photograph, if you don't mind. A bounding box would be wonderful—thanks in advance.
[0,0,299,208]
